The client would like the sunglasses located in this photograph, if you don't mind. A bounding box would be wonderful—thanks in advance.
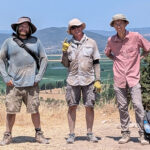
[70,25,82,30]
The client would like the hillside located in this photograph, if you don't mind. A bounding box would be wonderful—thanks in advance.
[0,27,150,54]
[34,27,107,53]
[90,27,150,37]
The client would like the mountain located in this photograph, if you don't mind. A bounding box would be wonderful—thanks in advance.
[34,27,107,53]
[90,30,115,37]
[34,27,71,54]
[0,27,150,54]
[90,27,150,37]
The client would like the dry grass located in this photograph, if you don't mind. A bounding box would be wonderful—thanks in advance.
[0,91,149,150]
[39,88,65,101]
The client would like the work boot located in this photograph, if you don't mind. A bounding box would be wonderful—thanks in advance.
[87,133,98,142]
[66,133,75,144]
[35,131,49,144]
[0,132,12,146]
[118,131,130,144]
[139,132,149,145]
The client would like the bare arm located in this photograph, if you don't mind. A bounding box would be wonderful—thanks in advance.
[106,53,115,60]
[61,52,70,67]
[93,60,100,81]
[140,50,149,60]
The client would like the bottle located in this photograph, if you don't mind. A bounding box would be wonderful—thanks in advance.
[144,120,150,134]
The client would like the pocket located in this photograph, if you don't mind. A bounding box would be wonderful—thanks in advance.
[90,84,95,100]
[133,83,141,89]
[113,85,120,91]
[65,85,72,104]
[68,50,76,61]
[6,86,15,95]
[82,46,93,57]
[127,45,138,58]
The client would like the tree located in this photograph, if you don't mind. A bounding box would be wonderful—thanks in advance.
[140,54,150,110]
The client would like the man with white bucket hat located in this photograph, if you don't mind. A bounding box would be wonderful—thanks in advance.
[0,16,49,145]
[105,14,150,145]
[61,18,101,143]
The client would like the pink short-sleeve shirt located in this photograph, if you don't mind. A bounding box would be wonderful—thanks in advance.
[105,31,150,88]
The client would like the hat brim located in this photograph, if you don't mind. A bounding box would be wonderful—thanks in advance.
[11,21,37,34]
[110,19,129,27]
[67,23,86,34]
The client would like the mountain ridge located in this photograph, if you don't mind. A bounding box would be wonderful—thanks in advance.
[0,27,150,54]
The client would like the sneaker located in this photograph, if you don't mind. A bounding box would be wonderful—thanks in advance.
[66,133,75,144]
[87,133,98,143]
[118,131,130,144]
[139,132,149,145]
[35,131,49,144]
[0,132,12,146]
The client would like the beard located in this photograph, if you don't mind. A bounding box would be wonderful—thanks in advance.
[17,29,31,38]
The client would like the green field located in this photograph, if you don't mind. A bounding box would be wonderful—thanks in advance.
[0,58,147,102]
[42,60,113,84]
[0,58,147,92]
[47,56,61,60]
[0,59,114,91]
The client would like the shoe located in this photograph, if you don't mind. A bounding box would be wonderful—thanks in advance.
[87,133,98,143]
[118,131,130,144]
[139,132,149,145]
[35,131,49,144]
[0,132,12,146]
[66,133,75,144]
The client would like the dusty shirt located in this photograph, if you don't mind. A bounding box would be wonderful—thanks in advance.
[63,34,100,86]
[105,31,150,88]
[0,36,48,87]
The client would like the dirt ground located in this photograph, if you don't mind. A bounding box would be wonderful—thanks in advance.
[0,90,150,150]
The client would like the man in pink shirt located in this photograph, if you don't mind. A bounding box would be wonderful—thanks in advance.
[105,14,150,145]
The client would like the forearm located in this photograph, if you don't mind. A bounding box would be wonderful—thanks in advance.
[140,51,149,58]
[93,62,100,81]
[61,52,70,67]
[35,57,48,82]
[0,59,11,83]
[140,50,150,60]
[107,53,115,60]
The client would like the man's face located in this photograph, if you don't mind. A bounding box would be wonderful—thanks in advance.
[70,25,83,39]
[18,22,30,36]
[113,20,127,33]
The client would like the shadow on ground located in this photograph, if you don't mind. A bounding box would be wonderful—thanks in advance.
[65,136,101,142]
[106,136,139,143]
[12,136,50,144]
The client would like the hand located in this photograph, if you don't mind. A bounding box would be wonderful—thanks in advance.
[140,51,149,60]
[140,55,144,60]
[62,38,71,52]
[94,80,101,93]
[6,80,13,87]
[34,82,38,86]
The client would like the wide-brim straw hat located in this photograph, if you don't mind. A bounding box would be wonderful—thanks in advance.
[110,14,129,27]
[67,18,86,34]
[11,16,37,34]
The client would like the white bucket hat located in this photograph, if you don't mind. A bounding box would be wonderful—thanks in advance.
[110,14,129,27]
[67,18,86,34]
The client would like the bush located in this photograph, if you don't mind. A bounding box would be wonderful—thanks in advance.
[140,54,150,110]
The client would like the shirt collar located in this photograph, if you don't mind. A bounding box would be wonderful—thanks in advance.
[114,30,129,42]
[72,34,88,45]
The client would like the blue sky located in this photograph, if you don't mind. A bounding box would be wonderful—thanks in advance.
[0,0,150,31]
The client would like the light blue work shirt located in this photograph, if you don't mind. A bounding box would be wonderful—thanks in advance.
[0,36,48,87]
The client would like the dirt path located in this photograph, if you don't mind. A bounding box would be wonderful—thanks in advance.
[0,121,149,150]
[0,93,149,150]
